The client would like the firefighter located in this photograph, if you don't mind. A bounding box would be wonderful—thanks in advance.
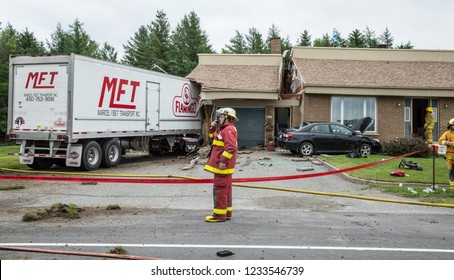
[424,107,435,144]
[204,107,239,222]
[438,118,454,189]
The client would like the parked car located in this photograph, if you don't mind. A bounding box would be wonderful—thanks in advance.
[276,117,381,156]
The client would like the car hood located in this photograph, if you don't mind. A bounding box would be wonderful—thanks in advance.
[351,117,373,133]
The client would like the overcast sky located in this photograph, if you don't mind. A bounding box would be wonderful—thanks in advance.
[2,0,453,57]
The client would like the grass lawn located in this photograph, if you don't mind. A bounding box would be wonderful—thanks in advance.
[321,154,447,184]
[321,153,454,204]
[0,144,25,169]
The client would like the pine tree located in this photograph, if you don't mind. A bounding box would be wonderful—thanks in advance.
[97,42,118,62]
[168,11,214,77]
[245,27,266,54]
[148,10,171,72]
[347,29,366,48]
[222,30,247,54]
[0,23,18,137]
[17,28,46,54]
[363,26,378,48]
[379,27,394,48]
[297,30,312,47]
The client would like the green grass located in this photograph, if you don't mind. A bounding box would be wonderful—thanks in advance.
[322,154,448,185]
[0,145,27,169]
[322,154,454,204]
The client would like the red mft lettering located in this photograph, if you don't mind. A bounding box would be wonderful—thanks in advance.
[98,76,140,109]
[25,72,58,88]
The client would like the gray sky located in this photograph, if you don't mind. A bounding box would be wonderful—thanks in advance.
[2,0,453,56]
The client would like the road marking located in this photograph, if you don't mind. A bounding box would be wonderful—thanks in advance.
[1,243,453,253]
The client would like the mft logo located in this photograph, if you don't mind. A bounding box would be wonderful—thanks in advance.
[98,76,140,109]
[25,72,58,89]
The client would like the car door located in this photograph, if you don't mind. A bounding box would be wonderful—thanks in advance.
[331,124,358,152]
[309,124,333,152]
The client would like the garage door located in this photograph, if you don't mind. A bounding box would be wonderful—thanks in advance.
[234,108,265,148]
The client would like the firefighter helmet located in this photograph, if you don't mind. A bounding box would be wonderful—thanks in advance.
[217,107,239,122]
[426,107,433,112]
[447,118,454,129]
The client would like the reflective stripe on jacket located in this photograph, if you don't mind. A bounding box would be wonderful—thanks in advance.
[204,123,238,175]
[439,130,454,160]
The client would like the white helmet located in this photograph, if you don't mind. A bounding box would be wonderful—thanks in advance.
[217,107,239,122]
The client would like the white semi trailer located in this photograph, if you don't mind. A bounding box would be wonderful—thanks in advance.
[7,54,202,170]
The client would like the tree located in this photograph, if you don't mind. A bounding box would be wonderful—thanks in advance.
[67,19,99,56]
[168,11,214,76]
[363,26,378,48]
[97,42,118,62]
[148,10,172,72]
[396,41,414,49]
[245,27,266,54]
[347,29,366,48]
[379,27,394,48]
[47,23,70,54]
[222,30,247,54]
[0,23,18,138]
[313,34,333,47]
[297,30,312,47]
[17,28,46,54]
[122,25,151,68]
[267,24,292,54]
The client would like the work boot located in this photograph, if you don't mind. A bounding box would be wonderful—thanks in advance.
[205,214,226,223]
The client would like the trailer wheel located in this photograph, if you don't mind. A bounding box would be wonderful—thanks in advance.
[80,141,102,171]
[101,139,121,168]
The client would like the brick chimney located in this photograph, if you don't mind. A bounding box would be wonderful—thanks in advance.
[270,37,281,54]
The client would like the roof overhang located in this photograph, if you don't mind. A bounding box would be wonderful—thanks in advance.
[201,90,278,100]
[305,85,454,97]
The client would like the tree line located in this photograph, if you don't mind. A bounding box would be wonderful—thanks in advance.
[0,9,412,138]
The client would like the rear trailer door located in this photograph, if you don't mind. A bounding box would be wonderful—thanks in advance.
[11,63,69,138]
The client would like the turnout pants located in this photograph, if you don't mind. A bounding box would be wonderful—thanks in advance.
[448,159,454,187]
[212,173,233,220]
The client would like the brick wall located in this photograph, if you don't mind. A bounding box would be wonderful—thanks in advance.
[376,96,405,142]
[303,94,331,122]
[438,98,454,138]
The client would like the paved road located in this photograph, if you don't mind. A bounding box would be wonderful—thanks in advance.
[1,149,453,260]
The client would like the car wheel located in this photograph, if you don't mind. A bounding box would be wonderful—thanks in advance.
[359,143,372,155]
[299,142,314,156]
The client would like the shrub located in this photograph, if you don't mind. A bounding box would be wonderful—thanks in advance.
[382,137,430,157]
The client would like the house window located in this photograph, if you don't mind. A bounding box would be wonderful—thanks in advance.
[331,96,377,132]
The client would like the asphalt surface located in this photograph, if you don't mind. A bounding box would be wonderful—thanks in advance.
[1,148,453,260]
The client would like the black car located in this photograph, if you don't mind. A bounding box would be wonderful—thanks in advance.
[276,117,381,156]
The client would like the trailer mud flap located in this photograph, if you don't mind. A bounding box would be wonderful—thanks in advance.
[20,154,34,165]
[66,145,83,167]
[19,141,34,165]
[184,137,199,152]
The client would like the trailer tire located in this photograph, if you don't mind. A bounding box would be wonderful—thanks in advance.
[80,141,102,171]
[101,139,121,168]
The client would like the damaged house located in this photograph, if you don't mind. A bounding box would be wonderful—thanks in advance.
[188,40,454,147]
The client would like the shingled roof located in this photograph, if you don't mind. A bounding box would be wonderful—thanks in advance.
[187,64,280,92]
[186,54,283,95]
[293,58,454,89]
